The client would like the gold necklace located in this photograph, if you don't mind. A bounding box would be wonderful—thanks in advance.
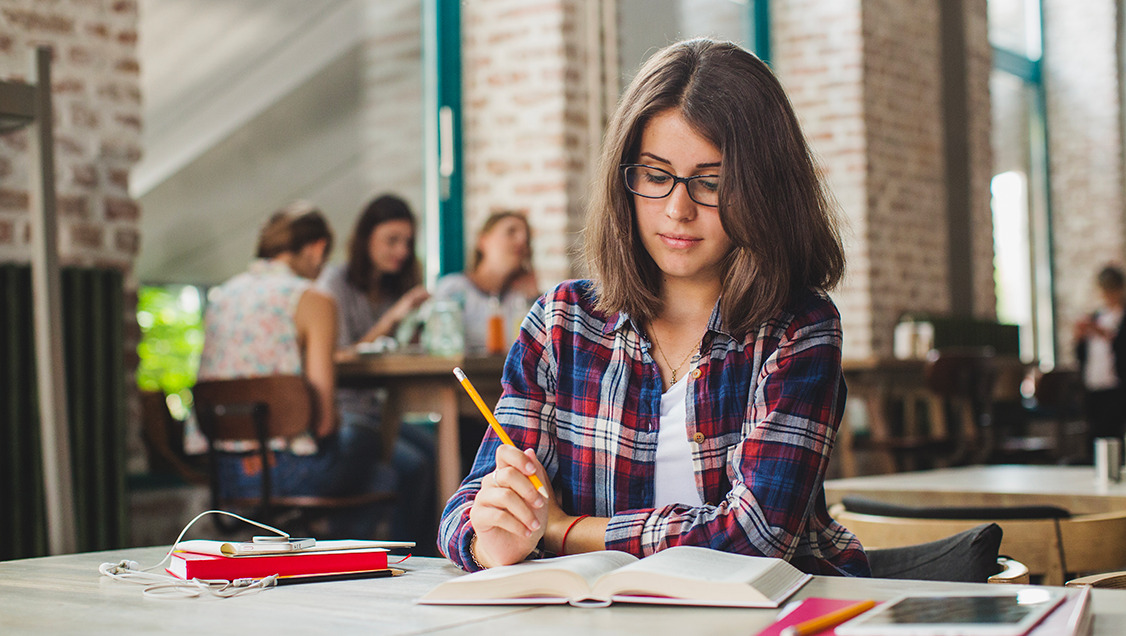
[651,331,703,384]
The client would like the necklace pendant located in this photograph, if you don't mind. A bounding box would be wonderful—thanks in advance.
[671,369,677,383]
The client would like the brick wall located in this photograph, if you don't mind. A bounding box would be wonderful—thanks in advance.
[775,0,993,360]
[461,0,596,286]
[0,0,141,271]
[773,0,871,360]
[965,0,996,320]
[0,0,143,470]
[1042,0,1125,366]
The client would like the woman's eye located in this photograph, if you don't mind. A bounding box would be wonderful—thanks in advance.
[698,178,719,193]
[644,171,671,184]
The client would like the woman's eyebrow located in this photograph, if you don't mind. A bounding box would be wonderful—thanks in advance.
[639,152,721,170]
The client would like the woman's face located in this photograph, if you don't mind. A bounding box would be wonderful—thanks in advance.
[632,109,732,286]
[367,219,414,275]
[478,216,530,274]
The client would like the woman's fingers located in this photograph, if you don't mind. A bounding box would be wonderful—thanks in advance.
[474,486,542,536]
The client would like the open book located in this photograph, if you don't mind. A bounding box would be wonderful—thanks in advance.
[419,545,811,608]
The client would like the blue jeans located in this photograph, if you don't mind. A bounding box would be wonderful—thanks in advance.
[215,423,397,539]
[340,412,437,554]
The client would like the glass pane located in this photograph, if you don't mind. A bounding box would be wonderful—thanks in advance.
[618,0,751,87]
[988,0,1041,59]
[990,69,1052,366]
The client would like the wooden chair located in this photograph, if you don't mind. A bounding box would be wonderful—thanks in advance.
[833,499,1126,585]
[192,376,394,536]
[1067,571,1126,589]
[863,522,1027,584]
[921,348,998,466]
[139,390,208,485]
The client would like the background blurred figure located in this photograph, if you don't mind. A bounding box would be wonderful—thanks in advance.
[432,211,539,354]
[317,194,435,551]
[1075,265,1126,446]
[197,202,394,538]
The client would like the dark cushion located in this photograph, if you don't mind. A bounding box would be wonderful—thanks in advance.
[841,496,1070,520]
[866,523,1003,583]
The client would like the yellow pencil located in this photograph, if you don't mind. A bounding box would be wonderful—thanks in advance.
[780,599,877,636]
[453,367,549,498]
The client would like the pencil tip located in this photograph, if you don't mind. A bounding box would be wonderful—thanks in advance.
[453,367,466,381]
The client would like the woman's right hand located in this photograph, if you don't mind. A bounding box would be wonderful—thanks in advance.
[469,446,549,568]
[387,285,431,324]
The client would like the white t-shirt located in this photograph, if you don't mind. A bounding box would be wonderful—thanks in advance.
[431,273,534,353]
[1085,307,1124,391]
[654,375,704,508]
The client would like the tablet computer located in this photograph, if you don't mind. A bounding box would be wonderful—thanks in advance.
[835,590,1065,636]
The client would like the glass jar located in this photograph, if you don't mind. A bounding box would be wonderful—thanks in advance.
[425,300,465,356]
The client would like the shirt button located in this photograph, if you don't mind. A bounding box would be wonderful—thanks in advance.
[693,432,705,444]
[690,368,702,380]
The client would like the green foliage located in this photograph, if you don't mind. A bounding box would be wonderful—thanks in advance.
[136,285,203,419]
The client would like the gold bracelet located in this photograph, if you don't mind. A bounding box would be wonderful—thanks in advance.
[469,534,488,570]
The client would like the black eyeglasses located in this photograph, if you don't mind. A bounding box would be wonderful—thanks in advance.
[620,164,720,207]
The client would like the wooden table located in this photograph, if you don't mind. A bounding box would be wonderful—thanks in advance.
[838,358,929,476]
[336,353,506,504]
[825,464,1126,515]
[5,546,1124,635]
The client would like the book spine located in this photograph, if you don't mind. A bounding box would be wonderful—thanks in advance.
[172,551,388,580]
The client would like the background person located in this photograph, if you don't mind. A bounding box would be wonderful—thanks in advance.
[432,211,539,354]
[316,194,435,551]
[197,202,393,538]
[1075,264,1126,446]
[438,39,868,576]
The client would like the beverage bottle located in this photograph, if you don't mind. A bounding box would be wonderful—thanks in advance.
[486,296,505,355]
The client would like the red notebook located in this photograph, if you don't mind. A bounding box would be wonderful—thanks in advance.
[755,598,878,636]
[168,549,388,581]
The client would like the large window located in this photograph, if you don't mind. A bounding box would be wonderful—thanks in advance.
[989,0,1053,367]
[617,0,766,88]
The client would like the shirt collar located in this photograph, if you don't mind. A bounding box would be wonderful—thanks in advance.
[248,258,298,278]
[605,298,736,343]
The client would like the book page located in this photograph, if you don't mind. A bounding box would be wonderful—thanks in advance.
[591,545,807,607]
[418,551,638,603]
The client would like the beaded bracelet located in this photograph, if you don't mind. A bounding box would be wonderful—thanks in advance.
[559,514,590,556]
[469,534,487,570]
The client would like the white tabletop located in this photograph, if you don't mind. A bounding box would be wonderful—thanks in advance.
[3,546,1126,635]
[825,464,1126,514]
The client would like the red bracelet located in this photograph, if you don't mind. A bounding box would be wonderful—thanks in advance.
[559,514,590,556]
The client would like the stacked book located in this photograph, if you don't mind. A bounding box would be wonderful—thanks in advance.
[167,540,411,584]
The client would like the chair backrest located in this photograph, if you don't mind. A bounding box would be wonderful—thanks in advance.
[923,348,996,400]
[835,499,1126,586]
[192,376,315,442]
[864,523,1003,583]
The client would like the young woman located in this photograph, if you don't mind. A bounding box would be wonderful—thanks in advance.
[432,211,539,353]
[317,194,435,549]
[438,39,869,576]
[1075,265,1126,443]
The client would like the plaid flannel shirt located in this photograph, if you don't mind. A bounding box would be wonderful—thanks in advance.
[438,280,870,577]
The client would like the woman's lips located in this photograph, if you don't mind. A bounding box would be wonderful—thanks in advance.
[659,233,701,249]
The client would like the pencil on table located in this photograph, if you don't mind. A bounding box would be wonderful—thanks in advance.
[781,599,877,636]
[453,367,549,498]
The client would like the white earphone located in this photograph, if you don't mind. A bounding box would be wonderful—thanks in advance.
[98,510,288,599]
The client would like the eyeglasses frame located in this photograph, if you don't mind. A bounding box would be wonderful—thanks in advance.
[619,164,720,208]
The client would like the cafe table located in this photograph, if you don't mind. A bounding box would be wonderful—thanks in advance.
[335,352,506,504]
[825,464,1126,515]
[4,546,1123,635]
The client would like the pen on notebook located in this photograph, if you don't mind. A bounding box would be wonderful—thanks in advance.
[780,599,877,636]
[453,367,549,498]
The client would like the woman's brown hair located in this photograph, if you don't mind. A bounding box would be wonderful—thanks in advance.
[470,210,533,274]
[256,200,333,259]
[583,39,845,337]
[344,194,422,298]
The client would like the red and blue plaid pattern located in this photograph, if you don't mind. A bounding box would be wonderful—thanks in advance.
[439,280,869,577]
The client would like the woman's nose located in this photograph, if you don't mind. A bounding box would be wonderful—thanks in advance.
[665,182,697,221]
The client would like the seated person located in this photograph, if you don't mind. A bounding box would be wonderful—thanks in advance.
[316,194,436,551]
[197,202,393,539]
[437,39,868,576]
[432,211,539,353]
